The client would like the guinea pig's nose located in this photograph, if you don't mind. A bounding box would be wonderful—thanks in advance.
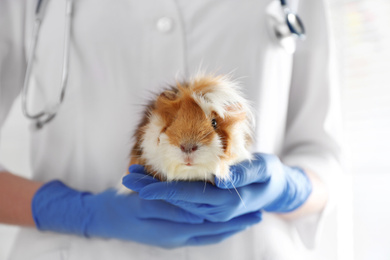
[180,143,198,154]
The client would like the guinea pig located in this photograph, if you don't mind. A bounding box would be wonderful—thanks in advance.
[127,74,254,184]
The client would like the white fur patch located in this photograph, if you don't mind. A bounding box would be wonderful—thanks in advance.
[138,75,254,182]
[141,121,225,181]
[191,75,254,163]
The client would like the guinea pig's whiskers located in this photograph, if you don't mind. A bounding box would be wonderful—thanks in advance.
[201,130,214,140]
[226,176,246,208]
[126,75,254,198]
[134,174,153,183]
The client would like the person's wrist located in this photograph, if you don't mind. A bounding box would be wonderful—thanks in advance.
[263,166,312,213]
[32,180,92,236]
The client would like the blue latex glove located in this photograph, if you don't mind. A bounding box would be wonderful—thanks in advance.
[32,180,261,248]
[123,153,312,222]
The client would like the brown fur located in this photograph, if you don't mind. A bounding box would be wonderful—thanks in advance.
[128,77,251,180]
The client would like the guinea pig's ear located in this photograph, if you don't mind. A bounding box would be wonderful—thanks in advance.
[159,90,177,101]
[224,103,246,119]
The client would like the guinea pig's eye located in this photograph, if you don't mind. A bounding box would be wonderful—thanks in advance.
[211,118,217,129]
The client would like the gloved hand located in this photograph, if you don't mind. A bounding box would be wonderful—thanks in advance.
[32,180,261,248]
[123,153,312,222]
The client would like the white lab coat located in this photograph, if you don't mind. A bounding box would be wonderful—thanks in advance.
[0,0,342,259]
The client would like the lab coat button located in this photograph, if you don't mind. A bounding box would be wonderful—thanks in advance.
[156,17,174,33]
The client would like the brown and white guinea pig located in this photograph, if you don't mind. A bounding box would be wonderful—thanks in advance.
[127,74,254,184]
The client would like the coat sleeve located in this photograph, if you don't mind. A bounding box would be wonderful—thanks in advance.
[280,0,343,249]
[0,0,27,171]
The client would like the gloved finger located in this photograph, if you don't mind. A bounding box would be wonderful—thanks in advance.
[122,172,159,192]
[165,184,269,222]
[139,181,233,205]
[165,199,213,218]
[128,164,148,174]
[166,199,238,222]
[137,198,204,224]
[185,229,244,246]
[185,211,262,237]
[215,153,273,189]
[142,211,261,249]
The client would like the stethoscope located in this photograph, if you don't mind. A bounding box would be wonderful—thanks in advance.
[22,0,305,129]
[22,0,73,129]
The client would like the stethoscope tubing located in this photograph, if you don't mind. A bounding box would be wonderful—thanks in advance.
[22,12,44,120]
[21,0,73,128]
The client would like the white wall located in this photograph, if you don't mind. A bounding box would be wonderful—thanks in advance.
[332,0,390,259]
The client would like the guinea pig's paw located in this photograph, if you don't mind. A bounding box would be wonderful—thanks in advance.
[116,173,135,195]
[116,183,134,195]
[214,161,231,181]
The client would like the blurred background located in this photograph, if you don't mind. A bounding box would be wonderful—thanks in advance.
[332,0,390,259]
[1,0,389,259]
